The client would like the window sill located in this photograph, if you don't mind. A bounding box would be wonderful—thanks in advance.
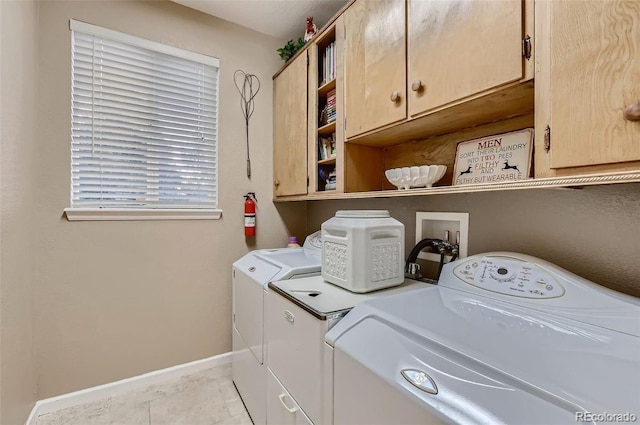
[64,208,222,221]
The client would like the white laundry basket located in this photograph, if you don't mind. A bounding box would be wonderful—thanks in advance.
[321,210,405,293]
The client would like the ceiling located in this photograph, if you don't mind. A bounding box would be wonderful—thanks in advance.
[172,0,348,41]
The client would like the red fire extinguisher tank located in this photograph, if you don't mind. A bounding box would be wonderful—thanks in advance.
[244,192,256,237]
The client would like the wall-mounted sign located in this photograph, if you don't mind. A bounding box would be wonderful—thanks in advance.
[453,129,533,186]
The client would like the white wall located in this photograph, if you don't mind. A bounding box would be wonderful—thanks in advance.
[34,0,305,398]
[308,183,640,297]
[0,0,39,423]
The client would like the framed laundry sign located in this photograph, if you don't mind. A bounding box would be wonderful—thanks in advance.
[453,129,534,186]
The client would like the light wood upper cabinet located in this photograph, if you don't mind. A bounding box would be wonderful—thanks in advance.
[273,52,308,197]
[408,0,523,117]
[535,0,640,178]
[271,0,640,201]
[344,0,406,139]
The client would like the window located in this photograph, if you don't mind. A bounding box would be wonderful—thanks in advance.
[66,20,220,220]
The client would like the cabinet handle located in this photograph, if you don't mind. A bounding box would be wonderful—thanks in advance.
[623,102,640,122]
[274,179,280,187]
[390,91,400,103]
[278,393,298,414]
[411,80,423,92]
[284,310,295,323]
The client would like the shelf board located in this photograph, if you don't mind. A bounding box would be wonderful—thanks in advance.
[272,171,640,202]
[316,26,337,48]
[318,78,336,97]
[318,121,336,135]
[318,157,336,165]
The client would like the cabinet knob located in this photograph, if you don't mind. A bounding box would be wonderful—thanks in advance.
[390,91,400,103]
[411,80,423,92]
[274,179,280,187]
[623,102,640,122]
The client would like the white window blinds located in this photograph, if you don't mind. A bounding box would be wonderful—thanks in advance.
[70,20,219,210]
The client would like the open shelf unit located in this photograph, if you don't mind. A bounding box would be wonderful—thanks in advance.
[343,105,536,193]
[309,26,341,193]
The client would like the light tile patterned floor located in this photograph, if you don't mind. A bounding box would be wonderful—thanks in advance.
[36,363,252,425]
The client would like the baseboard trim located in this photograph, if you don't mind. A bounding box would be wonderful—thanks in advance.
[25,351,231,425]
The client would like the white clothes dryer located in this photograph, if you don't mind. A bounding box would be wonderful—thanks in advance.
[325,252,640,425]
[232,232,322,425]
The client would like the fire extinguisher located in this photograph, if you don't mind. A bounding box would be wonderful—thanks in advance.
[244,192,257,237]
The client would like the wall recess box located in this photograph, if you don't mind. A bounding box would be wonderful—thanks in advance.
[415,212,469,262]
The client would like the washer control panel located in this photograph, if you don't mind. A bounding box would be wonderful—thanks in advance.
[453,256,565,298]
[303,230,323,250]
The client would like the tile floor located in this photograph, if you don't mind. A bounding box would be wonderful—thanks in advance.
[36,363,252,425]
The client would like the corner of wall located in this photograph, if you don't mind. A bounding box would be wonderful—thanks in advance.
[0,0,39,423]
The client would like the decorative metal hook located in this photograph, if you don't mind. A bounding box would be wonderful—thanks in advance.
[234,70,261,179]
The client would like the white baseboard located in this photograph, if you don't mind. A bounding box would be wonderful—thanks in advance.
[25,351,231,425]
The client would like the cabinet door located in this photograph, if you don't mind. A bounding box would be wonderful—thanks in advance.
[408,0,523,117]
[273,53,308,197]
[266,290,325,424]
[344,0,406,139]
[267,369,313,425]
[547,1,640,169]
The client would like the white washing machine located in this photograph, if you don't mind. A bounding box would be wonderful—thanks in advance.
[232,232,322,425]
[266,276,428,425]
[325,252,640,425]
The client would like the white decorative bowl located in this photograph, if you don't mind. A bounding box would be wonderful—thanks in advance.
[385,165,447,190]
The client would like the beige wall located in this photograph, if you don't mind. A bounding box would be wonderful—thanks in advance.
[35,0,305,398]
[307,183,640,297]
[1,0,39,423]
[8,0,637,412]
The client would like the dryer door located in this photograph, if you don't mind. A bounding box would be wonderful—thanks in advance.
[233,254,280,363]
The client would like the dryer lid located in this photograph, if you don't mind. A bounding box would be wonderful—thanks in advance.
[334,316,579,425]
[326,285,640,417]
[254,248,321,279]
[233,251,282,284]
